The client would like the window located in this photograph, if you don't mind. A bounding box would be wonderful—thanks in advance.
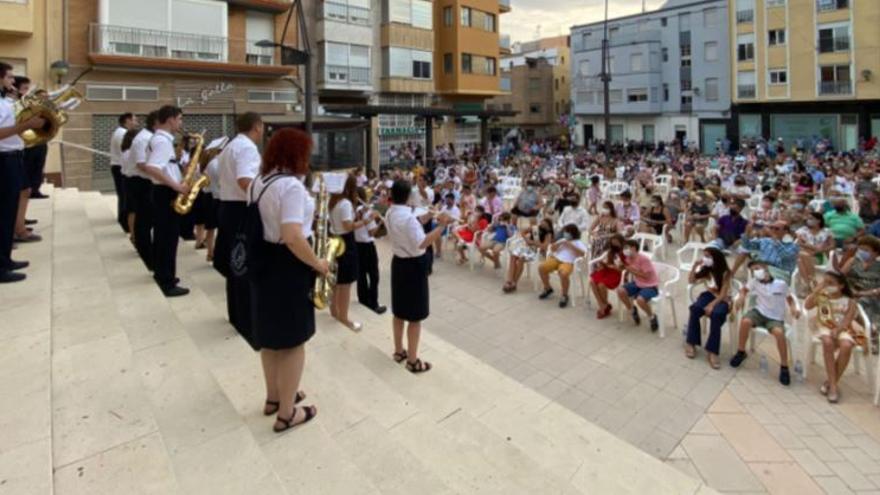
[529,103,541,114]
[86,84,159,101]
[554,78,559,90]
[411,0,431,28]
[578,60,589,75]
[768,29,785,46]
[681,95,693,106]
[661,47,668,62]
[484,13,496,32]
[769,69,787,84]
[609,90,622,104]
[485,57,496,76]
[630,53,643,72]
[627,88,648,102]
[680,44,691,58]
[413,57,431,79]
[663,83,669,101]
[704,78,719,101]
[817,0,848,12]
[703,7,718,27]
[818,24,850,53]
[737,34,755,61]
[704,42,718,62]
[500,76,511,91]
[819,64,851,94]
[460,6,471,26]
[737,71,756,98]
[461,53,472,73]
[661,17,667,27]
[681,79,692,91]
[528,78,541,91]
[247,89,296,103]
[385,47,431,79]
[736,0,755,22]
[681,58,691,68]
[444,53,453,74]
[387,0,432,29]
[443,6,453,26]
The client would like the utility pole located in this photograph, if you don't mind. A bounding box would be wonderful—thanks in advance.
[601,0,611,151]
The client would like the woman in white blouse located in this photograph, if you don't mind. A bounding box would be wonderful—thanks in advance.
[329,174,369,331]
[249,128,327,433]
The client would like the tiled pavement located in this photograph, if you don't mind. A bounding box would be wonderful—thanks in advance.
[378,240,880,494]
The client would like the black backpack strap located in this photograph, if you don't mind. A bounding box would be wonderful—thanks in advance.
[250,173,286,205]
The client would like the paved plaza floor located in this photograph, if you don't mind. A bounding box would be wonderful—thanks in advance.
[1,187,878,494]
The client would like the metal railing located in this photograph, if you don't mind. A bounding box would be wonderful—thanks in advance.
[321,1,370,25]
[737,84,756,98]
[818,80,852,95]
[818,37,850,53]
[323,65,371,85]
[817,0,848,12]
[736,10,754,23]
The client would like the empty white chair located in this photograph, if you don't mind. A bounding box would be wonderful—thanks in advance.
[631,232,665,261]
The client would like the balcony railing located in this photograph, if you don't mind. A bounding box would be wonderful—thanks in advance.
[819,80,852,95]
[500,34,511,51]
[323,65,371,85]
[321,1,370,25]
[736,10,754,23]
[817,0,848,12]
[818,37,850,53]
[737,84,756,98]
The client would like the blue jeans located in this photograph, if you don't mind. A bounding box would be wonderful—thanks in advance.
[686,291,730,355]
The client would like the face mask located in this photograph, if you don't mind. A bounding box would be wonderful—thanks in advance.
[823,286,839,296]
[702,256,714,267]
[623,248,634,257]
[806,219,819,228]
[604,207,613,215]
[753,268,768,281]
[792,203,804,210]
[857,249,874,262]
[562,232,573,241]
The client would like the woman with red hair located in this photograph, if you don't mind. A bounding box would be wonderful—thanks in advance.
[249,127,327,433]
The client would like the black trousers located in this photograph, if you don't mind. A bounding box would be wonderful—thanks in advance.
[151,185,180,290]
[356,241,380,309]
[422,220,434,275]
[110,165,128,233]
[215,201,251,337]
[128,176,154,271]
[0,151,23,272]
[24,144,47,195]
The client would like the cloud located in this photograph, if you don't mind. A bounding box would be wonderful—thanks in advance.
[501,0,667,43]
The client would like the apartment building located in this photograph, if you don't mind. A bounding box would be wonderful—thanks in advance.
[570,0,732,154]
[0,0,66,183]
[63,0,299,190]
[488,36,571,141]
[730,0,880,150]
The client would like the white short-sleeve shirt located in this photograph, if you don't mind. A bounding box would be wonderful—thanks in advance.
[385,204,426,258]
[408,187,434,208]
[218,134,261,202]
[354,204,376,243]
[109,127,126,165]
[252,174,315,242]
[129,129,153,180]
[0,97,24,152]
[747,278,789,321]
[204,156,221,195]
[120,149,132,176]
[145,130,181,184]
[553,239,587,264]
[330,198,354,235]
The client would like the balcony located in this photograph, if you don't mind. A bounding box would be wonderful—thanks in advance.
[574,29,661,52]
[818,37,850,53]
[500,34,511,54]
[737,84,756,98]
[736,10,754,23]
[222,0,291,13]
[499,0,511,13]
[321,1,371,26]
[817,0,848,12]
[88,24,291,77]
[0,0,32,36]
[818,80,852,95]
[320,65,372,90]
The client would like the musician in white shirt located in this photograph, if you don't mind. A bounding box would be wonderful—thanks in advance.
[354,188,386,314]
[142,105,189,297]
[109,112,137,232]
[385,179,453,373]
[329,174,370,331]
[129,111,158,271]
[214,113,264,341]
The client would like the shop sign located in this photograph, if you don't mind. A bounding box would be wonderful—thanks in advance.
[177,82,236,108]
[379,127,426,137]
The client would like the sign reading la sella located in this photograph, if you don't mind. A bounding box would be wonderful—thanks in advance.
[176,82,235,108]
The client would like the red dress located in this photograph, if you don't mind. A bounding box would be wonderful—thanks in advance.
[590,252,625,289]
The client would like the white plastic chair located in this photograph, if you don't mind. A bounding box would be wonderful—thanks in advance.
[655,175,672,187]
[454,225,482,271]
[676,242,709,273]
[617,262,680,338]
[631,232,665,261]
[804,303,876,396]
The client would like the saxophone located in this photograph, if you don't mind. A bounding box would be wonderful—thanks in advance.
[173,132,208,215]
[311,174,346,310]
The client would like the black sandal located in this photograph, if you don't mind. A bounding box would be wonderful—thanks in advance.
[393,350,408,363]
[263,391,306,416]
[406,359,432,374]
[273,405,317,433]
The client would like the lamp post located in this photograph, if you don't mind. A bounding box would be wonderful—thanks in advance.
[49,60,70,86]
[601,0,611,153]
[256,0,313,134]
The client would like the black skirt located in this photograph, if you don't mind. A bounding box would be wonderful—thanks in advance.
[335,231,359,285]
[193,191,218,229]
[391,254,430,322]
[250,242,316,350]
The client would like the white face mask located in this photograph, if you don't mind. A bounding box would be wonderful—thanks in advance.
[702,256,714,267]
[752,268,768,281]
[623,248,634,257]
[604,207,614,215]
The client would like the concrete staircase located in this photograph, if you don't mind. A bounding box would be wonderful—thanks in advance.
[0,186,717,494]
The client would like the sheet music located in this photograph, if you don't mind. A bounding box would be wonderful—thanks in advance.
[206,136,228,150]
[312,172,348,194]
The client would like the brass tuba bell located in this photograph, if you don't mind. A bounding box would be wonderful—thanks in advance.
[15,85,83,148]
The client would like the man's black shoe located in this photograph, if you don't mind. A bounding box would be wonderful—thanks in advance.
[10,260,29,271]
[25,219,37,225]
[0,271,26,283]
[30,193,49,199]
[373,305,388,315]
[729,351,748,368]
[162,286,190,298]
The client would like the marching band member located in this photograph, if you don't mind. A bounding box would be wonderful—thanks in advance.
[110,112,137,233]
[354,187,386,314]
[142,105,189,297]
[249,127,323,433]
[130,111,158,270]
[196,138,225,262]
[215,113,264,343]
[119,127,141,239]
[329,174,363,330]
[385,179,453,373]
[11,77,40,244]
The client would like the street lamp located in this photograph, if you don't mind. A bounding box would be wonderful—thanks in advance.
[49,60,69,86]
[256,0,313,134]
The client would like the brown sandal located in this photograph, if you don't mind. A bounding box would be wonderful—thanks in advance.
[406,359,432,374]
[392,350,408,363]
[263,391,306,416]
[273,405,317,433]
[684,345,696,359]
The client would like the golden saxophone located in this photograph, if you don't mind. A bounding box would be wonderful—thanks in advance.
[173,132,207,215]
[15,85,83,147]
[311,174,346,310]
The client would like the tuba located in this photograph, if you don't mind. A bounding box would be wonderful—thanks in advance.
[311,174,346,310]
[173,132,207,215]
[16,85,83,148]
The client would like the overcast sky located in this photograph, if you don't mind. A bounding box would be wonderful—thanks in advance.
[503,0,667,43]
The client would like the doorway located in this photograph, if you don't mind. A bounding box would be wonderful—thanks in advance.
[583,124,594,145]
